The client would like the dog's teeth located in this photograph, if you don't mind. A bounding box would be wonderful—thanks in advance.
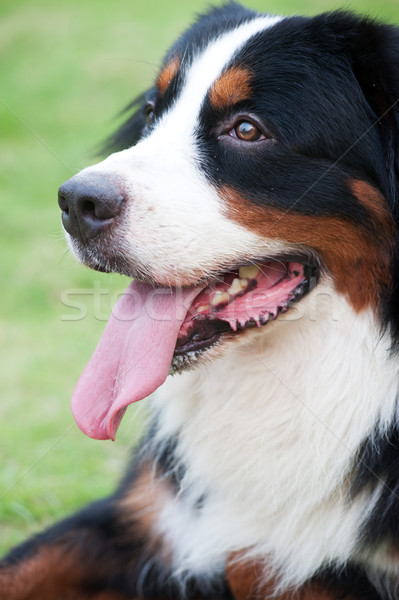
[228,278,248,296]
[238,265,259,280]
[211,292,229,307]
[197,304,210,313]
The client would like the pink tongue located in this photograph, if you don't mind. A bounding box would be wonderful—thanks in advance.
[71,281,202,441]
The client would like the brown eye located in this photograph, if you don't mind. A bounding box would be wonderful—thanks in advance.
[232,121,264,142]
[145,104,155,125]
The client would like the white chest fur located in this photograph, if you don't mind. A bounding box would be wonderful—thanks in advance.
[150,281,399,587]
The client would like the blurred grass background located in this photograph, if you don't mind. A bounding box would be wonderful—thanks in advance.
[1,0,399,554]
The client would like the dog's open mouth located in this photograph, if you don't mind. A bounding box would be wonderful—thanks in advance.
[174,260,311,361]
[70,258,317,441]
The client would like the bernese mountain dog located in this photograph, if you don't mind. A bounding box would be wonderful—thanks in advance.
[2,3,399,599]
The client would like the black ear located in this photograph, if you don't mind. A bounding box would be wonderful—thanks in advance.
[316,14,399,343]
[333,14,399,343]
[102,91,152,154]
[352,20,399,219]
[325,14,399,219]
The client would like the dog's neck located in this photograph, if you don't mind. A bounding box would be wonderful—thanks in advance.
[149,278,399,587]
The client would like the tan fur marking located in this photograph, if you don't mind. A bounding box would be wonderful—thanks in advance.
[223,183,395,312]
[118,462,173,560]
[226,554,358,600]
[349,179,392,225]
[156,56,180,95]
[226,554,269,600]
[210,66,252,110]
[0,546,95,600]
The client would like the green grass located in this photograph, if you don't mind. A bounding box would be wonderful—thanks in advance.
[1,0,399,555]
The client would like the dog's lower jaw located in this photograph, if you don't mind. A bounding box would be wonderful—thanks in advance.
[148,279,399,589]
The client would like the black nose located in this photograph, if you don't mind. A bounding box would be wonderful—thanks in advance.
[58,174,125,240]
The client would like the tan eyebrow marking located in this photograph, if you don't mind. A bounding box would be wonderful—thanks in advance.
[209,66,252,110]
[156,56,181,95]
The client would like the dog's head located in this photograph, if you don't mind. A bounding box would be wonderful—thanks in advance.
[58,3,399,439]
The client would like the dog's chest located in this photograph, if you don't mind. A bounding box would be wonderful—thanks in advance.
[148,289,399,585]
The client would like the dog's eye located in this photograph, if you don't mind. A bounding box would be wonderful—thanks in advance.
[231,121,264,142]
[145,104,155,125]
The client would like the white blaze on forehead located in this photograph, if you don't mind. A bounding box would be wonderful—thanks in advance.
[158,15,283,134]
[70,14,290,283]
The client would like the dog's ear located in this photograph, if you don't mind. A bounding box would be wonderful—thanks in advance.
[350,19,399,219]
[328,14,399,342]
[324,14,399,217]
[102,91,153,154]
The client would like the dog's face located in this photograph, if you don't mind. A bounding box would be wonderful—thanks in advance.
[58,4,399,439]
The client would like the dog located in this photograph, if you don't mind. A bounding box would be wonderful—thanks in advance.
[2,2,399,598]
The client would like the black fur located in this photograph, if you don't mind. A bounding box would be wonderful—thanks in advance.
[314,565,382,600]
[353,424,399,549]
[103,92,152,153]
